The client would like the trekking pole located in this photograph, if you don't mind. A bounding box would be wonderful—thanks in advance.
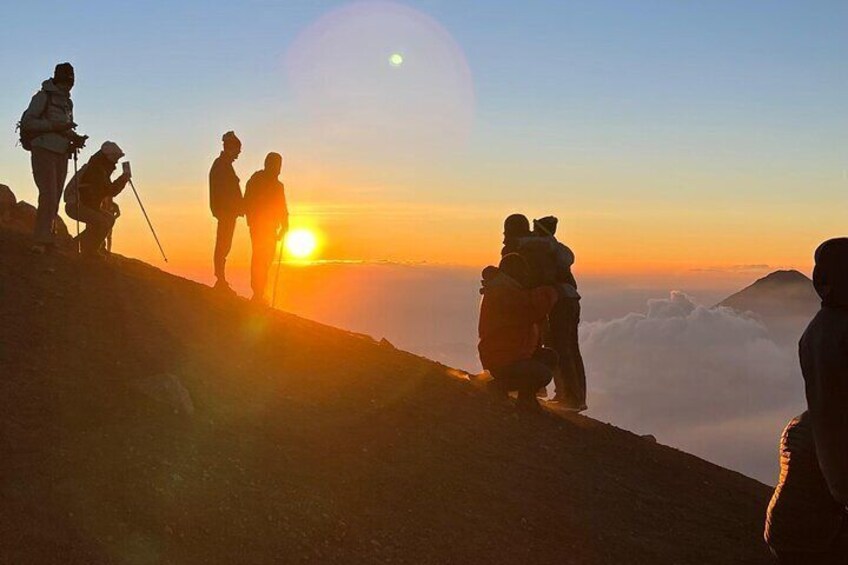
[127,179,168,263]
[73,149,80,254]
[271,234,284,308]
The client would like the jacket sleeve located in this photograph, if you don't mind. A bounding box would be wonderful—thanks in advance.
[21,92,54,133]
[804,336,848,505]
[108,175,129,197]
[528,286,558,322]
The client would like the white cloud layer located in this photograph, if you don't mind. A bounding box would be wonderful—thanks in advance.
[580,291,805,483]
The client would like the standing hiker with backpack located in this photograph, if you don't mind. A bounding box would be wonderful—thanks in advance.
[18,63,88,254]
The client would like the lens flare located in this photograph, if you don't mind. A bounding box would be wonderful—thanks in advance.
[389,53,404,67]
[285,229,318,260]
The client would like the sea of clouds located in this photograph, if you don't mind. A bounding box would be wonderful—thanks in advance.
[578,291,804,483]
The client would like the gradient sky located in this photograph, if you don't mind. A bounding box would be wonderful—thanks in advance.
[1,0,846,281]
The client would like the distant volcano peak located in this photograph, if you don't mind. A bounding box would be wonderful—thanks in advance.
[717,269,818,320]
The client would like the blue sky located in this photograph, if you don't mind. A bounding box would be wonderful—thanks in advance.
[1,0,846,270]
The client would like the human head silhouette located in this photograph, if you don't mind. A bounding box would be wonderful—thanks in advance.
[813,238,848,308]
[222,131,241,160]
[265,152,282,177]
[53,62,75,91]
[503,214,530,240]
[534,216,558,237]
[499,253,531,288]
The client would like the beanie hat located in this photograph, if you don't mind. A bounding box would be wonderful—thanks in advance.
[534,216,558,237]
[53,62,74,83]
[100,141,125,163]
[503,214,530,239]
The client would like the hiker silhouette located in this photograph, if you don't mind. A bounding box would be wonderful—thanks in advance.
[478,252,560,413]
[765,238,848,563]
[496,213,587,411]
[243,152,288,304]
[19,62,87,254]
[63,142,130,258]
[209,131,243,293]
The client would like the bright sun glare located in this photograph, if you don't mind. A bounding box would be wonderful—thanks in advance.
[389,53,404,67]
[285,229,318,260]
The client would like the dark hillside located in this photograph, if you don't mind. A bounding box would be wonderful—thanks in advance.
[0,227,772,564]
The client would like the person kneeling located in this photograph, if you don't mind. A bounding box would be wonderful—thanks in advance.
[64,141,129,258]
[478,253,560,413]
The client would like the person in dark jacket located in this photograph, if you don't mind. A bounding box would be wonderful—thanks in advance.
[21,63,87,254]
[533,216,587,411]
[765,238,848,564]
[209,131,243,292]
[478,253,559,412]
[243,152,288,304]
[63,142,130,258]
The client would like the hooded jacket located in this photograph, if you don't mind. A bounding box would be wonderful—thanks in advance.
[64,151,127,209]
[209,153,243,219]
[478,270,558,371]
[503,236,579,298]
[802,239,848,505]
[21,79,74,155]
[766,238,848,552]
[243,169,288,231]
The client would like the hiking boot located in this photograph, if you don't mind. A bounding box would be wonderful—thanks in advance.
[486,379,509,401]
[516,395,543,414]
[214,279,236,295]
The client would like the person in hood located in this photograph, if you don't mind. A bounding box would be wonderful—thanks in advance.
[478,253,560,412]
[243,152,288,304]
[765,238,848,563]
[21,63,88,254]
[532,216,586,411]
[63,142,130,258]
[209,131,244,293]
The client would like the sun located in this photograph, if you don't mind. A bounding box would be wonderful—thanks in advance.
[285,229,318,260]
[389,52,404,67]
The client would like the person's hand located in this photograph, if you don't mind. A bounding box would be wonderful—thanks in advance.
[117,172,131,184]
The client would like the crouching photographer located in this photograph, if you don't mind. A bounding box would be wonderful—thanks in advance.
[64,141,130,258]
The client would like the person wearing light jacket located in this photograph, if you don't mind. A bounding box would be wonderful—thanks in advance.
[532,216,586,411]
[64,142,130,258]
[765,238,848,563]
[21,63,87,253]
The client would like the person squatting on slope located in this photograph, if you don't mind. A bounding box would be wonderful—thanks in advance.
[63,142,130,258]
[243,152,288,304]
[209,131,243,293]
[500,213,587,411]
[478,253,560,413]
[765,238,848,564]
[19,62,88,254]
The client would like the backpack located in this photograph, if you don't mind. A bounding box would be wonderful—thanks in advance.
[16,91,53,151]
